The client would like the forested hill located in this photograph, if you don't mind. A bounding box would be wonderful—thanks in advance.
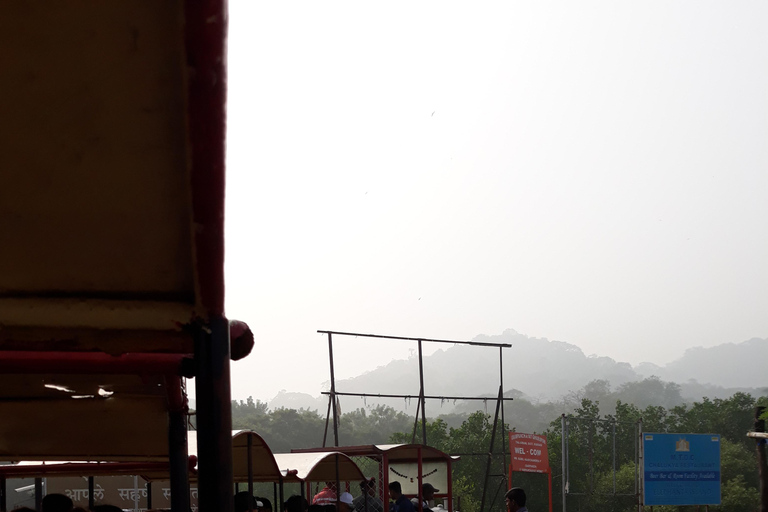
[231,390,768,512]
[268,329,767,412]
[334,330,766,402]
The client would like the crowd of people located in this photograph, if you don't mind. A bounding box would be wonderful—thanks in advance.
[11,482,529,512]
[10,492,172,512]
[286,479,444,512]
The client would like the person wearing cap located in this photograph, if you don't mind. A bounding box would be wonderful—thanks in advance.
[504,487,528,512]
[387,481,414,512]
[259,497,274,512]
[338,492,355,512]
[420,483,439,512]
[353,478,384,512]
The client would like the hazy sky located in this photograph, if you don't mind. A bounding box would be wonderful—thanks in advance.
[223,2,768,403]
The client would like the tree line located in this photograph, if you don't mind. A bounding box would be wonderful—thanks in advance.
[231,380,767,512]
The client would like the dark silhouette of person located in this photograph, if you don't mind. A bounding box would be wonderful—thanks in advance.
[353,478,383,512]
[505,487,528,512]
[235,491,258,512]
[41,494,73,512]
[284,495,309,512]
[387,482,414,512]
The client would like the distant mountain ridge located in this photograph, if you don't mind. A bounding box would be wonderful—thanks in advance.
[267,329,767,412]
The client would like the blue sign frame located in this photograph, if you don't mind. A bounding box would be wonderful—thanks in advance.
[643,433,721,506]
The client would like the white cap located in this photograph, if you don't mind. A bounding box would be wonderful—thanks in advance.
[340,492,354,506]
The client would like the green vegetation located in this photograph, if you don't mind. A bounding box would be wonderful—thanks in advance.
[232,382,766,512]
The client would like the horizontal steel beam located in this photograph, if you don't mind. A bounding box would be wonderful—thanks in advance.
[318,330,511,348]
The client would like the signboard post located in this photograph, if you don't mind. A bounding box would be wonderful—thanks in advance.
[642,433,721,506]
[508,433,552,512]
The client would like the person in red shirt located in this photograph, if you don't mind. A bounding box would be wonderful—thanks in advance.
[313,482,338,506]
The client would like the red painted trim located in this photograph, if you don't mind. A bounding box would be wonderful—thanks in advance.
[185,0,228,317]
[447,459,453,512]
[0,351,190,375]
[417,446,423,512]
[382,455,389,512]
[0,462,169,478]
[166,375,188,411]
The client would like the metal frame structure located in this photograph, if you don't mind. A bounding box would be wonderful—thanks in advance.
[318,330,513,512]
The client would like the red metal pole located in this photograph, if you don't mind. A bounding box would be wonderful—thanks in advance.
[447,459,453,512]
[417,446,423,512]
[382,455,389,511]
[548,469,553,512]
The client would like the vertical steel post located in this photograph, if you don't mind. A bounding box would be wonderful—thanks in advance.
[637,419,642,512]
[88,476,95,509]
[547,469,553,512]
[274,482,278,512]
[418,340,427,446]
[1,475,6,512]
[417,445,424,512]
[411,397,421,444]
[754,406,768,512]
[613,420,617,494]
[34,478,42,512]
[588,419,594,495]
[382,456,390,512]
[169,404,190,512]
[447,459,453,512]
[248,434,254,511]
[195,316,234,512]
[322,394,332,448]
[480,387,503,512]
[328,332,340,446]
[561,414,567,512]
[499,347,507,486]
[335,453,341,511]
[147,482,153,511]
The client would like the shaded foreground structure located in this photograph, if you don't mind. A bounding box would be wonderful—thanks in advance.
[1,1,245,511]
[0,431,368,511]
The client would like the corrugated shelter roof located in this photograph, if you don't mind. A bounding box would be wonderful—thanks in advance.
[292,444,459,462]
[0,460,191,482]
[274,452,365,483]
[188,431,284,483]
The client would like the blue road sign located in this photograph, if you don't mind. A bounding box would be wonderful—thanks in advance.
[643,433,721,506]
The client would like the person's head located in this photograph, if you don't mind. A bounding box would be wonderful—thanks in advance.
[505,488,526,512]
[260,497,274,512]
[41,493,74,512]
[285,495,309,512]
[234,491,257,512]
[422,483,439,501]
[339,492,354,512]
[360,478,376,497]
[388,481,402,500]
